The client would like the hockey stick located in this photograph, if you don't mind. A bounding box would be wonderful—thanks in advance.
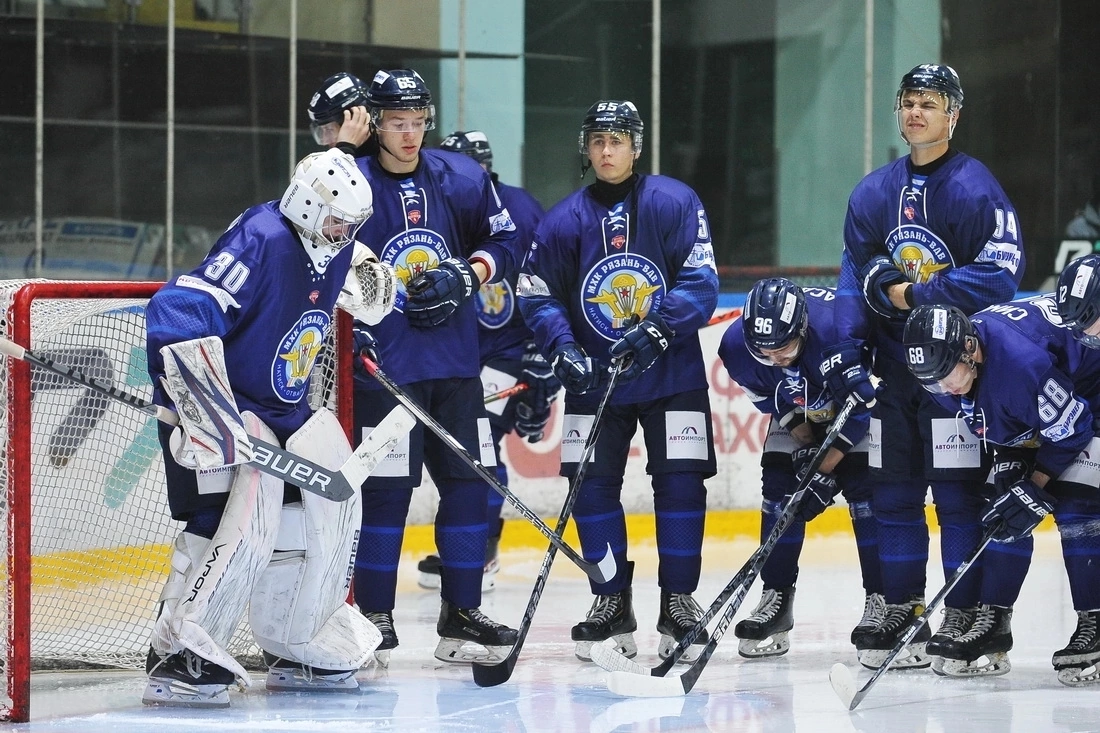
[359,355,618,584]
[705,309,741,328]
[0,336,414,502]
[473,356,627,687]
[596,394,859,695]
[484,382,528,405]
[828,524,998,711]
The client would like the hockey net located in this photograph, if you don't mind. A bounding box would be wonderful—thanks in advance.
[0,279,353,722]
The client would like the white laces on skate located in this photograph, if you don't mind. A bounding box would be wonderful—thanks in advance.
[937,606,976,640]
[585,594,625,624]
[748,589,784,623]
[954,605,996,644]
[879,602,917,633]
[856,593,886,628]
[666,593,703,626]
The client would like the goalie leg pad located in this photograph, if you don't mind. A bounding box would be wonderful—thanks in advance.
[151,411,283,686]
[160,336,252,469]
[250,409,380,671]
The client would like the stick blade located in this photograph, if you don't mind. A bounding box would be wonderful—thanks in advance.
[606,669,687,698]
[472,653,517,688]
[341,405,415,487]
[592,542,618,584]
[828,663,859,710]
[590,640,650,675]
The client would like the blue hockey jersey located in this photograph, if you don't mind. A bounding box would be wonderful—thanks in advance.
[836,151,1025,362]
[146,201,353,439]
[518,174,719,404]
[352,149,519,386]
[718,287,870,451]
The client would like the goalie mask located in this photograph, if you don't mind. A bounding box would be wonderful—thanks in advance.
[903,304,979,393]
[440,130,493,171]
[1057,254,1100,349]
[365,69,436,132]
[280,149,373,253]
[742,278,809,366]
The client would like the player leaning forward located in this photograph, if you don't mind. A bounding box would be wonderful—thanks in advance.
[142,149,398,706]
[518,100,719,662]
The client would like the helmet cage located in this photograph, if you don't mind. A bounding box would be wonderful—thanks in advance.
[742,278,809,366]
[1057,254,1100,349]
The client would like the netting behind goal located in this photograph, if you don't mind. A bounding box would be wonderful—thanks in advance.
[0,280,352,722]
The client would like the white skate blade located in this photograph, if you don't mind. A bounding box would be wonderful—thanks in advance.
[940,652,1011,678]
[858,642,930,670]
[606,669,687,698]
[736,632,790,659]
[575,633,637,662]
[416,571,442,590]
[372,649,392,668]
[434,638,510,664]
[1057,663,1100,687]
[591,638,649,674]
[266,667,359,692]
[142,678,230,708]
[828,663,859,709]
[658,634,705,664]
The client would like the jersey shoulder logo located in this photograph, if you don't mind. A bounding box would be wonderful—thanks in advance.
[476,279,514,329]
[581,252,666,339]
[379,227,451,312]
[272,309,330,403]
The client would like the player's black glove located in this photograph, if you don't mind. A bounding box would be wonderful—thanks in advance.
[550,343,603,395]
[404,257,477,328]
[352,325,381,374]
[819,340,878,407]
[514,343,561,443]
[608,314,674,381]
[795,471,838,522]
[792,443,821,480]
[981,478,1054,542]
[860,255,909,321]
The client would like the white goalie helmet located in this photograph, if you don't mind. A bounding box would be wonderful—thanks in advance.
[280,149,373,251]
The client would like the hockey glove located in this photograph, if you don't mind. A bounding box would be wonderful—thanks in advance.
[514,343,561,443]
[819,340,878,408]
[981,478,1054,542]
[550,343,602,395]
[792,443,821,480]
[860,255,910,321]
[795,471,838,522]
[352,325,382,374]
[404,257,478,328]
[608,314,675,381]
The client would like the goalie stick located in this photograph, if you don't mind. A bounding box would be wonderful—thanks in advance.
[359,355,618,584]
[473,356,627,687]
[0,335,414,502]
[595,394,859,695]
[829,524,998,711]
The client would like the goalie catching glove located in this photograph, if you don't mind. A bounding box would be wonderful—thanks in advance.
[159,336,253,469]
[404,256,478,328]
[337,243,398,326]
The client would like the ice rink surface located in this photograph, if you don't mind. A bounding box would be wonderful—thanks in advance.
[14,529,1099,732]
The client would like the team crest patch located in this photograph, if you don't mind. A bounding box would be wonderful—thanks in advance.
[581,253,665,338]
[886,225,954,283]
[476,280,514,329]
[379,227,451,311]
[272,309,330,403]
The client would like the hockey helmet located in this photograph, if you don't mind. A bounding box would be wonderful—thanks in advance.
[902,304,978,390]
[440,130,493,170]
[1057,254,1100,349]
[280,149,373,251]
[365,68,436,131]
[578,100,644,154]
[742,278,809,366]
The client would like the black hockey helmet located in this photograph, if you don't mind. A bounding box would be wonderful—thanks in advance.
[440,130,493,170]
[1057,254,1100,349]
[742,278,809,365]
[578,100,644,154]
[308,72,367,125]
[897,64,964,113]
[903,304,978,389]
[365,69,436,130]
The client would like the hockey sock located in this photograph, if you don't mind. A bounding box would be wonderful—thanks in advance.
[849,500,882,594]
[355,486,414,612]
[877,517,928,604]
[932,480,986,608]
[981,534,1033,607]
[1056,508,1100,611]
[653,472,707,593]
[435,478,490,609]
[573,475,629,595]
[756,499,803,590]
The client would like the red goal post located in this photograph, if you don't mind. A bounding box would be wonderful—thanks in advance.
[0,280,354,722]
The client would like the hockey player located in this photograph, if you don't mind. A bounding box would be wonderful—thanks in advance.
[820,63,1027,670]
[348,69,521,665]
[307,71,375,157]
[415,130,559,592]
[142,148,398,706]
[517,99,719,663]
[904,297,1100,685]
[718,278,882,658]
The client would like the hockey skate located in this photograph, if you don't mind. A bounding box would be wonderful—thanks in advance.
[142,648,236,708]
[264,653,359,692]
[1053,609,1100,687]
[656,590,710,663]
[926,606,978,675]
[572,588,638,661]
[362,610,399,668]
[938,604,1012,677]
[434,600,518,664]
[735,586,794,658]
[856,597,931,669]
[850,592,886,648]
[417,519,503,592]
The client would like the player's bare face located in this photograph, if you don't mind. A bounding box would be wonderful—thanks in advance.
[376,109,428,173]
[937,360,977,395]
[760,338,802,367]
[587,132,637,185]
[898,90,954,148]
[320,214,352,245]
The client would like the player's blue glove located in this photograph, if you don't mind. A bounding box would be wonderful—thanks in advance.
[608,314,674,381]
[352,325,381,374]
[795,471,838,522]
[981,478,1054,542]
[550,343,602,395]
[860,255,909,321]
[792,443,821,480]
[404,257,477,328]
[819,340,878,407]
[514,343,561,443]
